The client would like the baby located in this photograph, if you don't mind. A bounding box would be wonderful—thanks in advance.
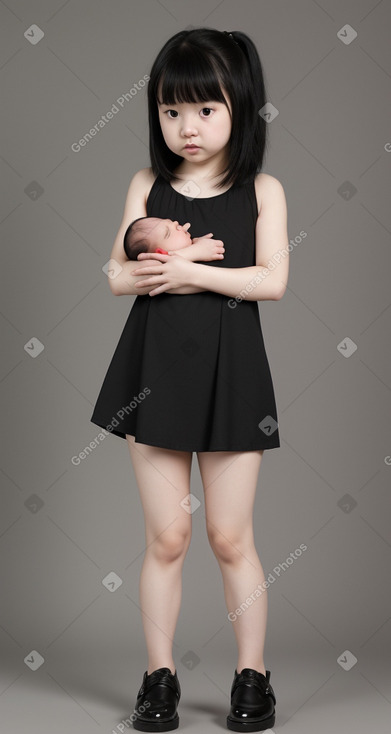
[123,216,225,263]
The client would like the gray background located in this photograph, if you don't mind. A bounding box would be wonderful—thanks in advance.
[1,1,391,732]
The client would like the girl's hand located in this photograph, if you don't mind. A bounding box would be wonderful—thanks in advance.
[133,252,197,296]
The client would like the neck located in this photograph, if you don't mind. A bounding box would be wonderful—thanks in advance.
[174,149,229,184]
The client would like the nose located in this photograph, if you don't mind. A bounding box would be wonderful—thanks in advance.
[181,115,198,136]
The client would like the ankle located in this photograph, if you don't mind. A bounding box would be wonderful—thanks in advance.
[147,664,176,676]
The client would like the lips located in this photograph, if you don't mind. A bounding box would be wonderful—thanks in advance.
[185,145,199,149]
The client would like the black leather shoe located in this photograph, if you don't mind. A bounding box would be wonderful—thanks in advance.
[226,668,276,731]
[132,667,181,731]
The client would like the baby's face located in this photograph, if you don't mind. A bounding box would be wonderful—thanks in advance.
[145,218,191,251]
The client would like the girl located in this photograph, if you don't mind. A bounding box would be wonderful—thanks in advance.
[91,27,288,732]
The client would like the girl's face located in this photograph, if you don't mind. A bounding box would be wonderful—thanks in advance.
[157,87,232,167]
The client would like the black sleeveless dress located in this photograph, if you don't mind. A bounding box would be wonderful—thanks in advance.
[90,173,280,451]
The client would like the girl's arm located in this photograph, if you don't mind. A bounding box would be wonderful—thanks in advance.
[190,263,284,300]
[134,176,289,301]
[115,256,203,296]
[191,176,289,301]
[134,259,284,300]
[108,170,207,295]
[112,259,207,296]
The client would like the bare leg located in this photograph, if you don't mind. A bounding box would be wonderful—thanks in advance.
[197,449,267,675]
[126,435,193,675]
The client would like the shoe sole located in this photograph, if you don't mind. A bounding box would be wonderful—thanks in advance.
[226,711,275,732]
[133,712,179,731]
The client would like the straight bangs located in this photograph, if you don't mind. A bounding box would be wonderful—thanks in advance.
[156,52,228,109]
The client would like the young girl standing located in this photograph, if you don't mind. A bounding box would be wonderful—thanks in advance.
[91,27,288,732]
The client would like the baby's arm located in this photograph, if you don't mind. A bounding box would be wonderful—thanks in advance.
[171,236,225,262]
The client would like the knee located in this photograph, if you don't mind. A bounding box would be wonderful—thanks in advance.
[207,526,249,563]
[153,529,191,563]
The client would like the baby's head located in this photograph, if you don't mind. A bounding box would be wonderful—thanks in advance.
[124,217,191,260]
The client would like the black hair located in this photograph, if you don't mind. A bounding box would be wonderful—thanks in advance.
[147,27,269,190]
[123,217,152,260]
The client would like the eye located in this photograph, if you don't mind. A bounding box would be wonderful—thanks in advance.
[163,107,214,119]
